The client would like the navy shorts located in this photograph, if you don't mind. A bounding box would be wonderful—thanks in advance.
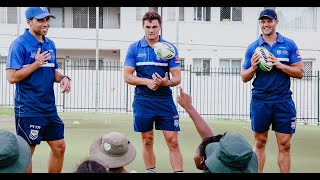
[250,100,297,134]
[132,97,180,132]
[15,114,64,145]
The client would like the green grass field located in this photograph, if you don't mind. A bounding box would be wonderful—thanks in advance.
[1,108,320,173]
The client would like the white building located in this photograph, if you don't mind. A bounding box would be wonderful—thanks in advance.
[1,7,320,73]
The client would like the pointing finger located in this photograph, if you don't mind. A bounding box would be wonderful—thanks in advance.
[179,86,184,96]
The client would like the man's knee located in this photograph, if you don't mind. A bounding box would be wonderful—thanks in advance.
[278,140,291,152]
[255,136,268,149]
[142,136,154,146]
[166,137,180,150]
[50,140,66,155]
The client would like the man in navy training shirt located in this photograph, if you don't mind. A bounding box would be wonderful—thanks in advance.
[123,11,183,173]
[241,8,304,173]
[6,7,71,173]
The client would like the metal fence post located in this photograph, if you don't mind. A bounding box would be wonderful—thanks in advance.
[95,7,99,113]
[318,71,320,125]
[62,57,66,112]
[189,65,192,95]
[126,83,129,113]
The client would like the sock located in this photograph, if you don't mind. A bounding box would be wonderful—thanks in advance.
[174,170,184,173]
[147,167,156,173]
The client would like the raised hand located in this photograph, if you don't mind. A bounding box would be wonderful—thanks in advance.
[176,86,192,109]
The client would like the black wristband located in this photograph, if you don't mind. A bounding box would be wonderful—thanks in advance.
[62,75,71,81]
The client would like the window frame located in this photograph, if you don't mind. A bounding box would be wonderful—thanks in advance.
[193,7,211,22]
[167,7,184,21]
[219,58,242,74]
[72,7,103,29]
[220,7,243,22]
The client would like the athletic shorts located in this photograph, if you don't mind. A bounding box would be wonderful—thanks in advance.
[132,97,180,132]
[15,114,64,145]
[250,100,297,134]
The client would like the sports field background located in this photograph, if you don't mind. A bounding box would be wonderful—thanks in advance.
[1,108,320,173]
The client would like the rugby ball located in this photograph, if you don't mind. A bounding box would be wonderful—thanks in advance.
[153,42,176,60]
[254,46,273,72]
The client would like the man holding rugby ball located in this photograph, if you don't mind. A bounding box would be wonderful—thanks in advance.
[241,8,304,173]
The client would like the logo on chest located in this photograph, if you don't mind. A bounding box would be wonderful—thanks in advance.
[30,51,36,58]
[276,50,289,56]
[137,53,146,58]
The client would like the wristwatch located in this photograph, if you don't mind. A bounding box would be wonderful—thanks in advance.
[62,75,71,81]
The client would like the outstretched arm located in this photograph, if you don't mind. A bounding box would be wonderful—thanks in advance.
[176,87,213,139]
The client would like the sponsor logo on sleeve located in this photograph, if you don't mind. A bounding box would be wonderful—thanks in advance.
[296,50,301,58]
[175,56,180,63]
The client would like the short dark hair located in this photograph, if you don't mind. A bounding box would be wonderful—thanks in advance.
[74,160,108,173]
[199,133,226,159]
[107,167,122,173]
[142,11,162,26]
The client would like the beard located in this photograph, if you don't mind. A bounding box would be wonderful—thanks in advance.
[35,29,48,36]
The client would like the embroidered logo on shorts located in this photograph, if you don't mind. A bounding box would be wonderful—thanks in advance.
[173,115,179,119]
[174,120,179,127]
[291,117,296,129]
[29,129,39,140]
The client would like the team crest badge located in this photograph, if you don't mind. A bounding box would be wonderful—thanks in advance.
[174,120,179,127]
[29,129,39,140]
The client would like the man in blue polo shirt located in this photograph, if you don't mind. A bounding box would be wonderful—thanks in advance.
[123,11,183,173]
[241,9,304,173]
[6,7,71,173]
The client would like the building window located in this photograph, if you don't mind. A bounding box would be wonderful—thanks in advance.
[303,59,313,80]
[219,58,241,74]
[167,7,184,21]
[0,56,7,63]
[193,58,211,76]
[104,7,120,29]
[179,58,185,71]
[88,59,104,70]
[194,7,211,21]
[136,7,158,21]
[274,7,316,31]
[0,7,17,24]
[220,7,242,22]
[66,57,104,70]
[73,7,103,28]
[48,7,64,28]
